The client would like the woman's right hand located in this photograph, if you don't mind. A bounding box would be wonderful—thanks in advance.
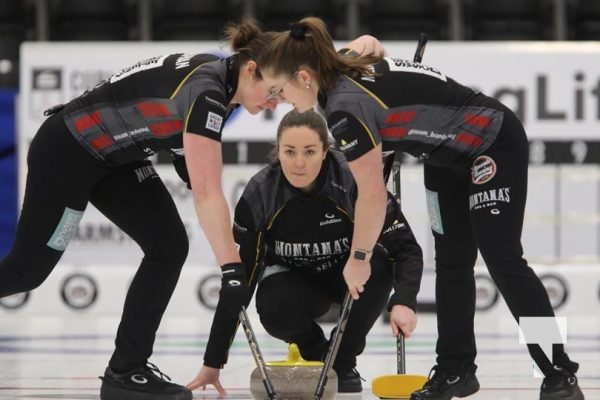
[389,304,417,339]
[186,365,227,395]
[343,257,372,300]
[346,35,388,57]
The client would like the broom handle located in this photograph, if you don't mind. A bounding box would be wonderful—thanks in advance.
[239,306,278,400]
[394,33,426,375]
[413,32,428,63]
[314,292,354,400]
[397,333,406,375]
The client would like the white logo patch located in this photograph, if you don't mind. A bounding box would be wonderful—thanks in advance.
[205,111,223,133]
[339,139,358,151]
[110,55,167,83]
[469,187,511,211]
[446,376,460,385]
[131,375,148,384]
[320,215,342,226]
[383,220,406,234]
[386,58,447,81]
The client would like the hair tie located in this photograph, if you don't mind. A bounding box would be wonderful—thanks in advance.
[289,23,307,40]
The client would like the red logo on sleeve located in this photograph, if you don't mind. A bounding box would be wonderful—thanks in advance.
[91,134,113,150]
[137,102,172,118]
[385,110,417,124]
[74,111,102,133]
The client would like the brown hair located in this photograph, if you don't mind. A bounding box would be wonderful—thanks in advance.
[256,17,381,91]
[269,109,332,162]
[223,19,278,66]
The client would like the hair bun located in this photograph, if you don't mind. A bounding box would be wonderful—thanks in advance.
[289,22,307,40]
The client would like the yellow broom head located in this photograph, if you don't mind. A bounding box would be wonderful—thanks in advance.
[371,373,428,399]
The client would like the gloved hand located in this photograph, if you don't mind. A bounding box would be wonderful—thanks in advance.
[172,155,191,189]
[219,262,250,318]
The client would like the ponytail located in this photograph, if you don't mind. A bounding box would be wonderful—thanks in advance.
[223,19,278,65]
[256,17,381,91]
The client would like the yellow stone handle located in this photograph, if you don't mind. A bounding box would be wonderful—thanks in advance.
[266,343,324,367]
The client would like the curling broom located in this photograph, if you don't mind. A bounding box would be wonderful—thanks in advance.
[371,333,428,399]
[314,291,353,400]
[373,31,430,399]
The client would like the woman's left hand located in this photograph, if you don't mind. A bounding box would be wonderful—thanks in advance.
[187,365,226,394]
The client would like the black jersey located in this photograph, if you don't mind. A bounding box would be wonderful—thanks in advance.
[203,150,423,368]
[234,151,420,277]
[235,150,356,276]
[322,58,505,168]
[61,53,240,165]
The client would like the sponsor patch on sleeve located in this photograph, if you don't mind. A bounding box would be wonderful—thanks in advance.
[328,110,379,162]
[471,155,497,184]
[205,111,223,133]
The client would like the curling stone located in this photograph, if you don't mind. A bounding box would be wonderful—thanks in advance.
[250,343,337,400]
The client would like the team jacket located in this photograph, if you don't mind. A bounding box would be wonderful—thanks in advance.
[322,58,505,167]
[61,53,240,166]
[203,150,423,368]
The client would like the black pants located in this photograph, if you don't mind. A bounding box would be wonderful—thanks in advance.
[0,112,189,372]
[424,108,576,376]
[256,247,393,371]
